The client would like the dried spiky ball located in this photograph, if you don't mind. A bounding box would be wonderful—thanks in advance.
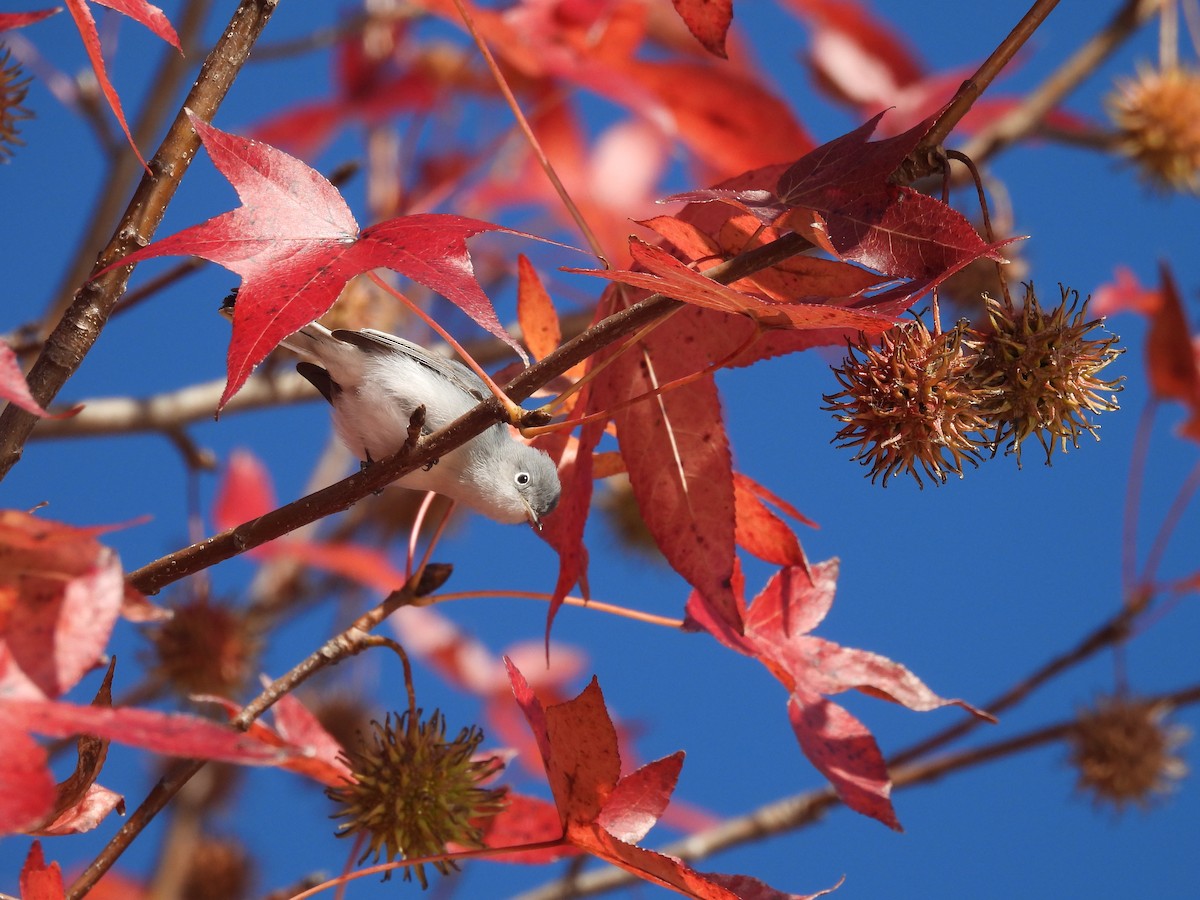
[150,599,259,698]
[1070,696,1188,811]
[327,710,505,887]
[1107,65,1200,193]
[0,49,32,163]
[824,319,993,487]
[971,284,1122,465]
[181,837,253,900]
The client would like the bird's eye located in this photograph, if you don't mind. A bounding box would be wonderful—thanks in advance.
[515,471,531,487]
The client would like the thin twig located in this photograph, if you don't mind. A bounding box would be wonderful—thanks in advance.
[901,0,1064,181]
[960,0,1159,164]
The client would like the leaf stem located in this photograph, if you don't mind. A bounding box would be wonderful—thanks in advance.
[437,589,685,629]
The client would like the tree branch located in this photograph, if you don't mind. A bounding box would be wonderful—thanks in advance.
[0,0,281,482]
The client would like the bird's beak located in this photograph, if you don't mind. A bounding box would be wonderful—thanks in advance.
[524,502,542,532]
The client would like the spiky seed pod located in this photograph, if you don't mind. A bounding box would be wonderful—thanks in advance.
[181,837,254,900]
[970,284,1123,466]
[1107,65,1200,193]
[327,710,506,887]
[0,49,32,162]
[1070,696,1189,811]
[150,599,259,698]
[824,319,993,488]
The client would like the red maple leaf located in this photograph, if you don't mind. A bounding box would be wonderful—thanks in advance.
[20,842,65,900]
[0,510,126,700]
[670,0,733,58]
[733,472,815,569]
[62,0,181,170]
[110,114,533,409]
[0,9,60,30]
[685,559,992,829]
[0,697,297,836]
[505,660,827,898]
[1148,265,1200,441]
[200,693,352,788]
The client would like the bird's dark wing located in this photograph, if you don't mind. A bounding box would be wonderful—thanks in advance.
[296,362,338,404]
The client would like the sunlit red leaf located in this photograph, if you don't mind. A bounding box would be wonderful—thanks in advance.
[28,661,117,836]
[505,659,807,897]
[670,0,733,57]
[596,752,684,843]
[686,560,991,828]
[62,0,181,170]
[200,693,352,788]
[701,869,844,899]
[20,841,64,900]
[733,472,814,568]
[476,791,574,862]
[536,408,598,637]
[110,115,531,407]
[619,59,812,179]
[32,784,123,836]
[0,9,61,30]
[639,213,885,303]
[588,303,741,631]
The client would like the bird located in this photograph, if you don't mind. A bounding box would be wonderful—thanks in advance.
[276,320,561,528]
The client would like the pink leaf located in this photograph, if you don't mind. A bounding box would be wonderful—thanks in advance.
[0,510,125,699]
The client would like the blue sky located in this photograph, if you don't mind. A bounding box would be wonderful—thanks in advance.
[3,1,1199,898]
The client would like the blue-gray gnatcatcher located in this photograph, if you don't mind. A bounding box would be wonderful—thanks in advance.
[280,322,561,527]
